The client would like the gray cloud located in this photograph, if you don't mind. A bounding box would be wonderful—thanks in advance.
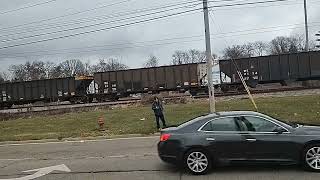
[0,0,319,72]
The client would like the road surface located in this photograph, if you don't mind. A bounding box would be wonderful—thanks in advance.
[0,136,319,180]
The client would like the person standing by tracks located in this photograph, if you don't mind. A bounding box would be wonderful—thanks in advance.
[152,96,167,130]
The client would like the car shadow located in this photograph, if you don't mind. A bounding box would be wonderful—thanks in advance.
[176,164,308,175]
[213,164,303,173]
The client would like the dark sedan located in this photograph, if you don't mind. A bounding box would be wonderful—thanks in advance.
[158,111,320,175]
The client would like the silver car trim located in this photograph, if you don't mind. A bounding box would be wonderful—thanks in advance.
[206,137,216,141]
[246,138,257,142]
[197,115,290,134]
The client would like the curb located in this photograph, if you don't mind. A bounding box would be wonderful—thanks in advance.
[0,133,160,146]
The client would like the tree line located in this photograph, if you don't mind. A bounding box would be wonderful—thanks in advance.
[0,35,318,83]
[2,58,128,82]
[222,35,318,59]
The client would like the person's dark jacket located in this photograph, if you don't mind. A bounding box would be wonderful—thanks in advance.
[152,101,163,116]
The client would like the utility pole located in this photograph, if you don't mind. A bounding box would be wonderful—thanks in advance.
[304,0,309,51]
[202,0,215,113]
[316,32,320,48]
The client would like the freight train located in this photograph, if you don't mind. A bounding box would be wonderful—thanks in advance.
[1,51,320,109]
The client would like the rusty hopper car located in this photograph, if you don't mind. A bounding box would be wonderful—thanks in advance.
[0,77,93,108]
[219,51,320,90]
[93,63,209,99]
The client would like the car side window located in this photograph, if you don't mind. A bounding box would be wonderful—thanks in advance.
[239,116,281,132]
[201,117,239,132]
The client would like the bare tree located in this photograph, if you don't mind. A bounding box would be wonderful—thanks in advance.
[189,49,206,63]
[223,45,253,59]
[9,61,46,81]
[172,51,189,65]
[90,59,107,72]
[106,58,128,71]
[28,61,46,80]
[244,43,255,57]
[43,61,56,79]
[50,65,64,78]
[309,40,318,51]
[59,59,85,77]
[0,72,10,82]
[0,73,4,83]
[144,55,159,68]
[84,61,92,75]
[269,35,304,55]
[252,41,268,56]
[9,64,26,81]
[172,49,210,64]
[91,58,128,72]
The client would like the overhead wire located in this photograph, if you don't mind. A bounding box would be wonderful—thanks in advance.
[0,1,203,43]
[0,0,302,50]
[1,22,320,59]
[0,0,301,34]
[0,0,132,31]
[0,0,312,42]
[0,0,201,37]
[2,21,320,55]
[0,0,58,15]
[0,8,204,50]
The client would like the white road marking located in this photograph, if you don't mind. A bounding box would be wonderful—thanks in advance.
[0,164,70,180]
[0,136,158,147]
[0,158,34,161]
[0,153,158,161]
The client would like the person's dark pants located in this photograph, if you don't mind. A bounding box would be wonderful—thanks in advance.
[155,114,166,129]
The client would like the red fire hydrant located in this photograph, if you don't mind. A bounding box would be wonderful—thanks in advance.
[98,116,105,131]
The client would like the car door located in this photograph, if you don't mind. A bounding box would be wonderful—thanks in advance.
[236,115,297,162]
[199,116,247,161]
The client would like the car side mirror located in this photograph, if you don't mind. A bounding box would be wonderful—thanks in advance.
[274,127,287,134]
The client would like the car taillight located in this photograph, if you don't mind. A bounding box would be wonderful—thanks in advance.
[160,133,171,142]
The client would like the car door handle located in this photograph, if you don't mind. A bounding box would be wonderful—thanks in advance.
[246,138,257,142]
[206,138,215,141]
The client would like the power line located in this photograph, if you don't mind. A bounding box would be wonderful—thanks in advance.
[0,1,202,43]
[0,8,203,50]
[0,0,305,50]
[0,0,304,42]
[210,0,319,11]
[0,0,132,31]
[211,0,298,9]
[0,0,256,37]
[1,22,320,59]
[0,0,58,15]
[0,0,297,33]
[0,0,199,37]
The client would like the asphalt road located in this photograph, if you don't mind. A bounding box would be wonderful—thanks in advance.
[0,136,320,180]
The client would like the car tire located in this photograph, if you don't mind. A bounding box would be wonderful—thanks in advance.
[303,144,320,172]
[184,149,212,175]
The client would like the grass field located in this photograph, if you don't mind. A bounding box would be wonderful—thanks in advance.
[1,95,320,142]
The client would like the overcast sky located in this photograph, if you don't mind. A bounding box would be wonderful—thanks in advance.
[0,0,319,72]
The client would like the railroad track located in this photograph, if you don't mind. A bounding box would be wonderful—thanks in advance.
[0,99,140,114]
[193,86,318,99]
[0,86,318,114]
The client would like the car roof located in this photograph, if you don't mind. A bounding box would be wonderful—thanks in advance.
[179,111,263,127]
[215,111,263,117]
[197,111,265,120]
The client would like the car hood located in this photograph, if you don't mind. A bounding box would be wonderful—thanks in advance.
[296,125,320,134]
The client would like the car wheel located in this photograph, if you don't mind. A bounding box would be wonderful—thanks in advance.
[184,149,212,175]
[303,144,320,171]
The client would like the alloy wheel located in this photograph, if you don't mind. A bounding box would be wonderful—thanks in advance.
[306,147,320,170]
[187,151,209,173]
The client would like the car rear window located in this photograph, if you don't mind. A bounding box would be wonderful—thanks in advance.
[201,117,238,131]
[177,115,209,128]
